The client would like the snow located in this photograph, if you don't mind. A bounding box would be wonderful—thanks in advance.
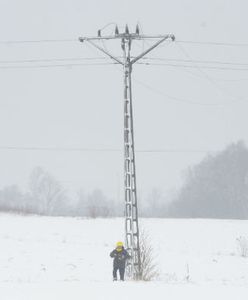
[1,214,248,299]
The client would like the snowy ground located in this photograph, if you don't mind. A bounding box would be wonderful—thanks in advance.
[0,214,248,299]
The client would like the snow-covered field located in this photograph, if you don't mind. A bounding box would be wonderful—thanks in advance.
[1,214,248,299]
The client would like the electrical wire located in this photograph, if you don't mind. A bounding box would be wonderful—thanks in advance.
[0,145,216,154]
[100,51,220,106]
[138,62,248,72]
[0,146,120,152]
[0,38,247,48]
[0,38,77,45]
[175,43,247,105]
[133,77,232,106]
[0,41,246,105]
[81,48,248,107]
[141,57,248,68]
[177,40,248,47]
[0,62,118,70]
[0,57,108,64]
[4,56,248,68]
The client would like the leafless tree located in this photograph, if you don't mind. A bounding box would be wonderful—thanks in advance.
[29,167,67,215]
[86,189,110,218]
[236,236,248,257]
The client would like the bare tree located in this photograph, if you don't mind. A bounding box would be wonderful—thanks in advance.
[0,185,24,213]
[86,189,110,218]
[236,236,248,258]
[29,167,67,215]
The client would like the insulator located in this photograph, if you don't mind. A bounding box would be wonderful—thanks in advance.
[135,24,140,35]
[97,29,101,37]
[125,24,129,34]
[115,25,119,36]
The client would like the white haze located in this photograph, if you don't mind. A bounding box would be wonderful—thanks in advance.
[0,0,247,200]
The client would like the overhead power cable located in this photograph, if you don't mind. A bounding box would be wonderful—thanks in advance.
[0,146,120,152]
[138,62,248,72]
[0,62,117,70]
[0,38,77,45]
[1,56,248,70]
[2,61,247,71]
[141,57,248,67]
[175,43,247,105]
[0,38,247,48]
[0,57,108,64]
[177,40,248,47]
[0,145,216,154]
[133,77,235,106]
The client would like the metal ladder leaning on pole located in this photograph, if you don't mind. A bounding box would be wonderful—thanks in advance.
[79,25,175,280]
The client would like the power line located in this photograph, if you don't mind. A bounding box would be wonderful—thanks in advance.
[133,77,242,106]
[0,57,108,64]
[0,38,247,48]
[177,40,248,47]
[137,149,216,153]
[0,145,216,154]
[0,59,245,106]
[175,43,247,106]
[2,60,248,72]
[0,38,77,45]
[0,146,120,152]
[1,56,248,70]
[138,62,248,72]
[141,57,248,67]
[0,62,117,70]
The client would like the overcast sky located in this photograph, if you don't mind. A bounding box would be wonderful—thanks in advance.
[0,0,247,200]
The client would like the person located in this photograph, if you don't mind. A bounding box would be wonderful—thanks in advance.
[110,241,131,281]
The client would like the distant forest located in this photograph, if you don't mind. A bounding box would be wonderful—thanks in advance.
[169,140,248,219]
[1,141,248,219]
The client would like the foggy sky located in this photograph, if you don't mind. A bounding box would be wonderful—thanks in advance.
[0,0,247,200]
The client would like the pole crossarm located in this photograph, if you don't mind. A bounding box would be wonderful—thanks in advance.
[131,35,175,64]
[79,34,175,66]
[79,39,123,65]
[79,34,175,41]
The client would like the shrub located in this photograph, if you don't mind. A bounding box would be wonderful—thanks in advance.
[139,230,159,281]
[236,236,248,257]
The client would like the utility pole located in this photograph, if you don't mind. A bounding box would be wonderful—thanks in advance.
[79,25,175,280]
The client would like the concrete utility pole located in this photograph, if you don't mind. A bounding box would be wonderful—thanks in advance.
[79,25,175,280]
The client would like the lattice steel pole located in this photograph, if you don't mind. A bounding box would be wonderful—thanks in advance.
[79,26,175,280]
[121,33,141,279]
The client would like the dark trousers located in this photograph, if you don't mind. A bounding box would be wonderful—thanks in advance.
[113,265,125,280]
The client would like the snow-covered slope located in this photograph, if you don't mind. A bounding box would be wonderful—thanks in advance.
[0,214,248,299]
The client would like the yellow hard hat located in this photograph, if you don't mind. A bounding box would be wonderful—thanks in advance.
[116,241,123,248]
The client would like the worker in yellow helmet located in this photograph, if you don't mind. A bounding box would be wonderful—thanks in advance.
[110,241,131,281]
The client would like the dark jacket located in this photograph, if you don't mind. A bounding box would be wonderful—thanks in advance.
[110,247,131,267]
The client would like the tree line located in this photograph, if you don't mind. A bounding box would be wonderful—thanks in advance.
[0,167,122,217]
[1,141,248,219]
[168,141,248,219]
